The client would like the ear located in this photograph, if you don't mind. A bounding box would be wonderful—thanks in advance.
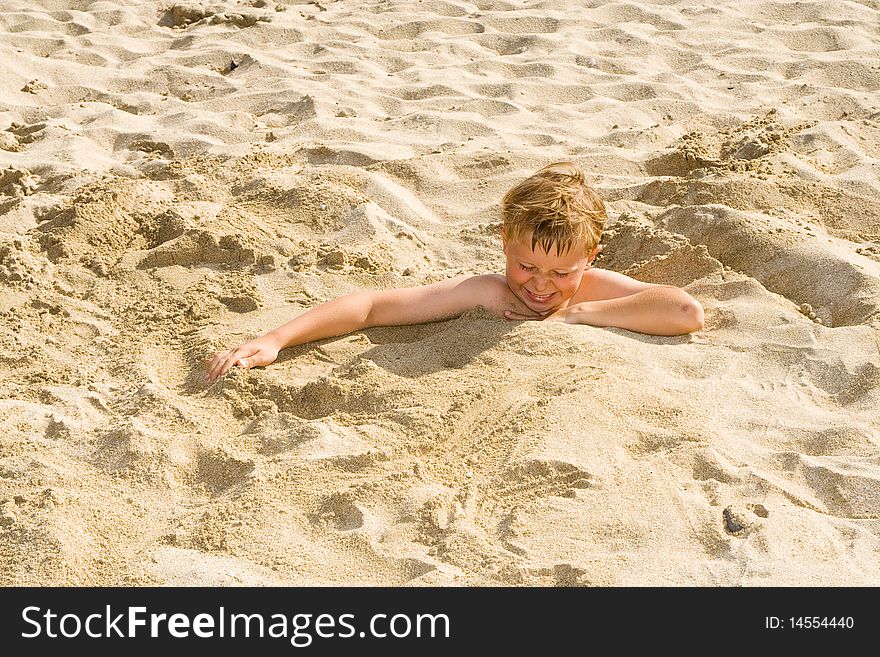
[587,244,603,266]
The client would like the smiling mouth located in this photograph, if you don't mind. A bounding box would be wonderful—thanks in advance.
[524,289,555,303]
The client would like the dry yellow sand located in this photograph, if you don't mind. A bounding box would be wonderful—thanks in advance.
[1,0,879,586]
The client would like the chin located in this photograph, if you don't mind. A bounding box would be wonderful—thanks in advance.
[523,298,562,315]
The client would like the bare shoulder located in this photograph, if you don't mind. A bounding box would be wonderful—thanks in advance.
[418,273,516,318]
[572,268,673,303]
[458,273,515,318]
[366,273,511,326]
[424,273,507,300]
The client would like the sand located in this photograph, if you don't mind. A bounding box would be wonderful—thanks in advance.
[1,0,879,586]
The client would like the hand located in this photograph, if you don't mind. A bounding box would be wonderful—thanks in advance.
[503,307,569,322]
[205,335,281,383]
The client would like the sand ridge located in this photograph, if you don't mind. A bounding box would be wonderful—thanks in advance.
[1,0,879,585]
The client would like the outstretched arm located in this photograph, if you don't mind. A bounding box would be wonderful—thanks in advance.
[206,274,493,382]
[205,292,373,383]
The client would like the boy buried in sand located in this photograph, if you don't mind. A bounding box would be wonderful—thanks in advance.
[206,161,704,382]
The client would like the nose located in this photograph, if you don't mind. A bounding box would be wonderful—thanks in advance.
[531,273,552,292]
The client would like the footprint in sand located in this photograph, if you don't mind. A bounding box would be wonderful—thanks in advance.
[312,492,365,531]
[481,459,593,516]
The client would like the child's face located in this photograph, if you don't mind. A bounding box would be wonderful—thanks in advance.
[502,230,598,315]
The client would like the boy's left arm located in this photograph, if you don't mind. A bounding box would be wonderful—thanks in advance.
[503,286,704,335]
[562,286,704,335]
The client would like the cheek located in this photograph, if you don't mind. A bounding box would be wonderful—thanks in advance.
[556,276,581,296]
[506,266,530,285]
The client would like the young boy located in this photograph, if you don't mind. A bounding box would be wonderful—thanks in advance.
[206,161,704,382]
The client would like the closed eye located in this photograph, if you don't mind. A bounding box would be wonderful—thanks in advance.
[519,264,572,277]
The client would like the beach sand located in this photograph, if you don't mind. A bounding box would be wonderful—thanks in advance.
[1,0,879,586]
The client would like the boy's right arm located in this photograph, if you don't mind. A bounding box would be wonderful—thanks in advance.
[205,274,496,382]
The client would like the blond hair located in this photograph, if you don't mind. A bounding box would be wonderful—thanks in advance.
[500,161,606,255]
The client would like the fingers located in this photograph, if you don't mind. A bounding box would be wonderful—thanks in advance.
[503,310,540,321]
[206,348,247,383]
[206,350,231,382]
[205,342,268,382]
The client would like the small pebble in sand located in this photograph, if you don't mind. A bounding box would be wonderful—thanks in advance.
[723,507,743,533]
[22,79,48,93]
